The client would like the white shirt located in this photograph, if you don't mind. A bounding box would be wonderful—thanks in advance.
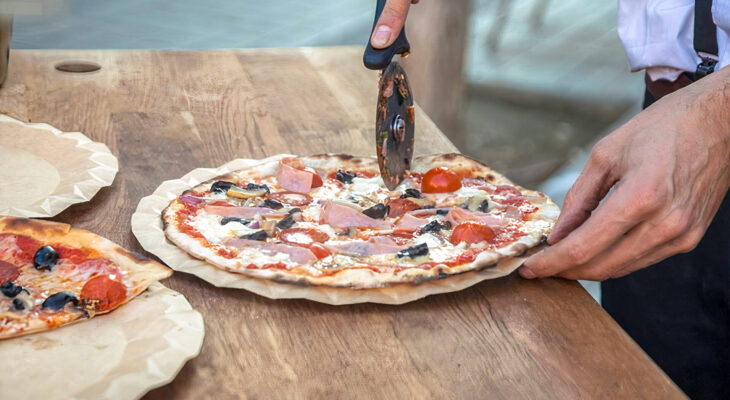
[618,0,730,81]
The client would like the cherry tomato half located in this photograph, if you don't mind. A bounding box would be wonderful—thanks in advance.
[421,167,462,193]
[449,222,495,245]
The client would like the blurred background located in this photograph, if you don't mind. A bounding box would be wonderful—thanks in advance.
[11,0,647,301]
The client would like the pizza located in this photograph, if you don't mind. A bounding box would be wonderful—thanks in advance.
[0,217,171,339]
[162,153,559,289]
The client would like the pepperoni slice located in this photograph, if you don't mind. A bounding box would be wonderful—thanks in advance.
[80,275,127,312]
[14,235,42,264]
[386,198,420,218]
[307,243,331,259]
[450,222,496,245]
[0,260,19,283]
[279,228,329,245]
[268,192,313,206]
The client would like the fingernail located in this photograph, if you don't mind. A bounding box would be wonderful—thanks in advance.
[519,266,536,279]
[372,26,391,47]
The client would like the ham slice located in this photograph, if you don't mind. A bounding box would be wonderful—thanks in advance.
[502,205,523,220]
[324,236,401,256]
[204,205,286,219]
[395,213,429,232]
[407,208,449,217]
[276,160,314,193]
[444,207,502,227]
[225,239,317,265]
[320,200,393,230]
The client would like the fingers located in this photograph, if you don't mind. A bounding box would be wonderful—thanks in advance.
[520,176,659,279]
[548,143,618,245]
[554,212,689,280]
[558,226,703,281]
[370,0,415,49]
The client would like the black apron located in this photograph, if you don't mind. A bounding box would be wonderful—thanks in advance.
[601,2,730,399]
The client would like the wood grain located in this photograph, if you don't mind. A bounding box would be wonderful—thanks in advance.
[0,48,684,399]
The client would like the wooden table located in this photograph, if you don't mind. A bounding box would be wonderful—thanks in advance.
[0,48,685,399]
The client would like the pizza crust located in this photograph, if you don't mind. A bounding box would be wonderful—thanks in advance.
[161,153,559,289]
[0,217,172,339]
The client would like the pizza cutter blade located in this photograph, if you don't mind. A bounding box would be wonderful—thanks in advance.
[375,62,415,190]
[363,0,415,190]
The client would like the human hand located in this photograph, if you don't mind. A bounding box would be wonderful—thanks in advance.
[520,68,730,281]
[370,0,420,49]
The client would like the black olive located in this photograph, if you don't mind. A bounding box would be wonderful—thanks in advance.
[241,230,267,241]
[277,215,296,230]
[210,181,234,194]
[420,220,444,234]
[1,281,22,298]
[34,246,59,272]
[336,170,357,184]
[12,298,25,311]
[397,243,429,259]
[362,204,389,219]
[401,188,422,199]
[221,217,250,225]
[288,207,302,215]
[263,198,284,209]
[477,200,489,213]
[436,209,449,216]
[246,183,270,194]
[42,292,78,311]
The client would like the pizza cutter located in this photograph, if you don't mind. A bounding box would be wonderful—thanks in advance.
[364,0,415,190]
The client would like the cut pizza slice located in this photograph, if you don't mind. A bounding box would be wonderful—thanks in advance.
[0,217,172,339]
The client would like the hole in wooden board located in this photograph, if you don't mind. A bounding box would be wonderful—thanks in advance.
[54,61,101,73]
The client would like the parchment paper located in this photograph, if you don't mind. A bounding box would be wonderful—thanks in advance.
[0,114,118,217]
[0,282,205,400]
[132,156,529,305]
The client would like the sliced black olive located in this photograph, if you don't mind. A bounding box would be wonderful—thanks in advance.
[397,243,429,259]
[241,230,267,241]
[12,298,25,311]
[477,200,489,213]
[210,181,234,194]
[221,217,250,225]
[436,209,449,216]
[263,198,284,209]
[42,292,78,311]
[246,183,270,194]
[34,246,59,272]
[401,188,422,199]
[336,170,357,184]
[1,281,23,298]
[420,220,444,234]
[277,215,296,230]
[288,207,302,215]
[362,204,389,219]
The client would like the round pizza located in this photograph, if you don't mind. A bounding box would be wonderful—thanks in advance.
[0,217,171,338]
[162,154,559,288]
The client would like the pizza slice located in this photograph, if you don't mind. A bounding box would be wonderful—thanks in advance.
[0,217,171,339]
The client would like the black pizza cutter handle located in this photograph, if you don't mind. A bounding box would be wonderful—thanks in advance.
[363,0,411,70]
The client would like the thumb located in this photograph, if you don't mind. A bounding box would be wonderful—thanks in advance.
[370,0,415,49]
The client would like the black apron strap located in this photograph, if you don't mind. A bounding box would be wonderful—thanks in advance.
[694,0,718,78]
